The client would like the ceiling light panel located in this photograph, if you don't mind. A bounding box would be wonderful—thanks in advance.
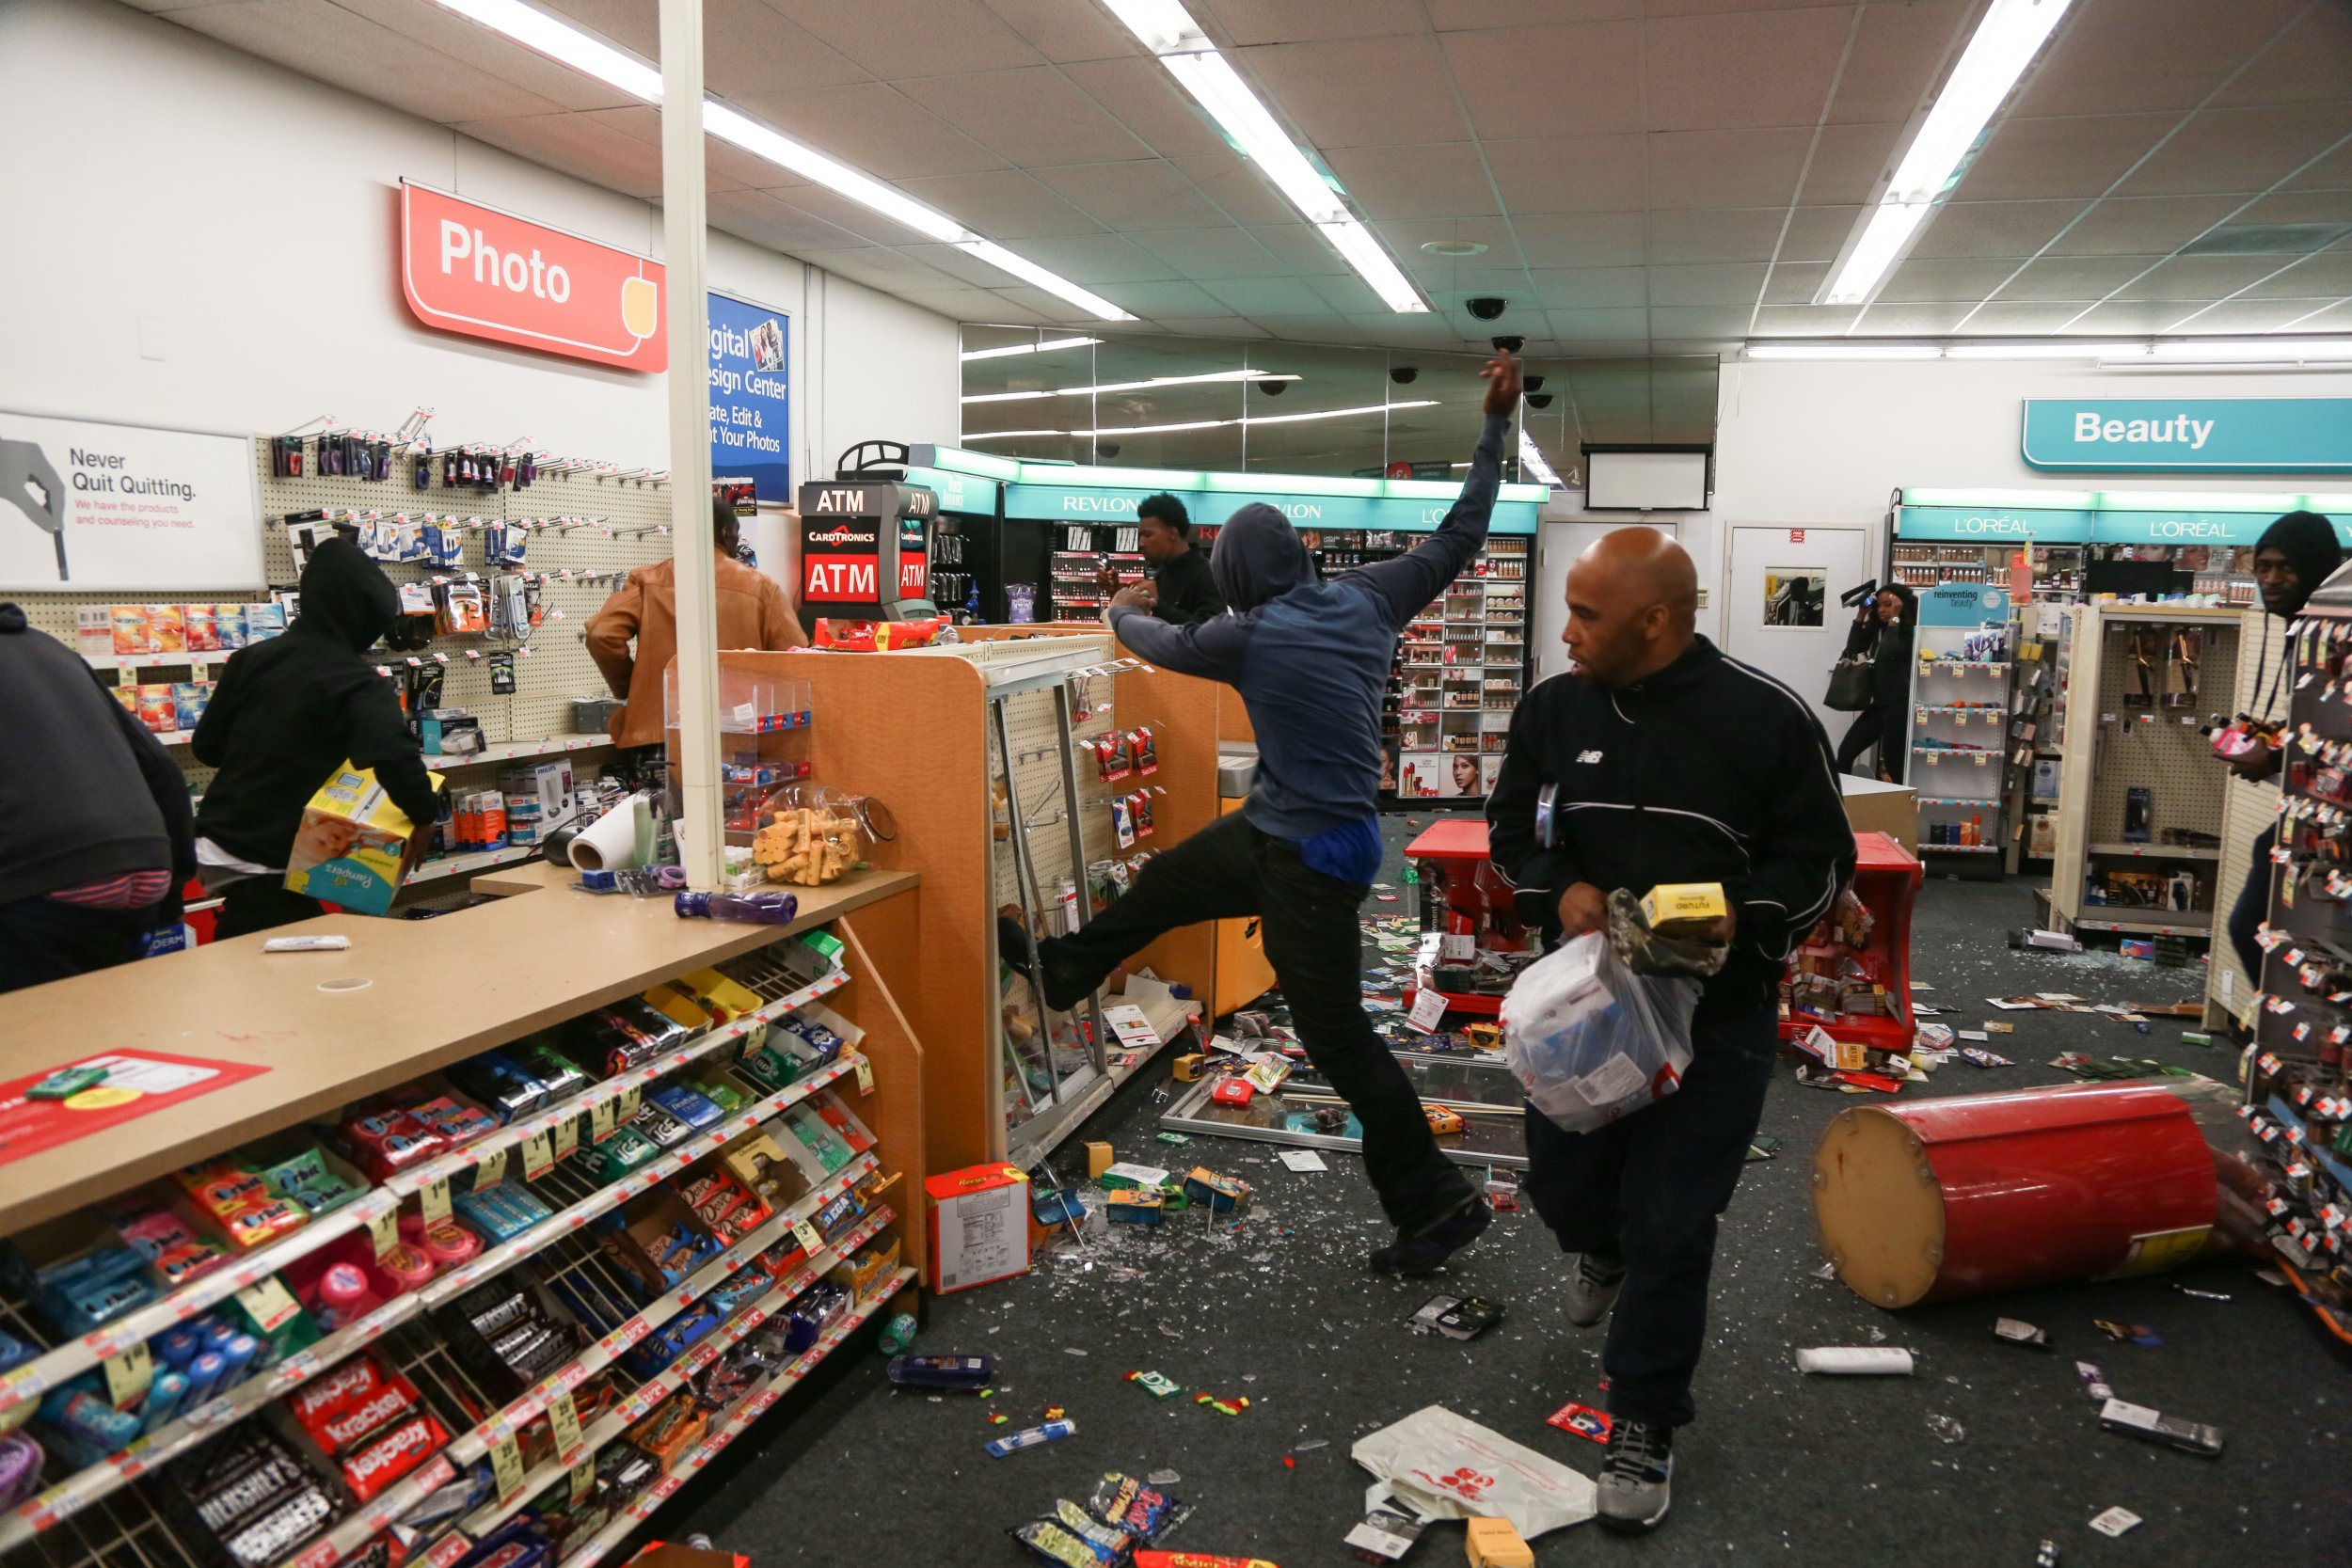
[1098,0,1427,313]
[960,337,1103,362]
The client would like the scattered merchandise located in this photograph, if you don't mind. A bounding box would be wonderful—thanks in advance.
[1794,1347,1915,1375]
[2089,1507,2143,1539]
[1544,1402,1612,1445]
[1406,1294,1504,1341]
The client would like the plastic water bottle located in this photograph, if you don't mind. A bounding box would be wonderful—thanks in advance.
[1404,864,1421,923]
[879,1311,918,1354]
[675,890,802,924]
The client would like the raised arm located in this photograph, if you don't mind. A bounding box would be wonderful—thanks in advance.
[1343,351,1522,625]
[1106,596,1252,685]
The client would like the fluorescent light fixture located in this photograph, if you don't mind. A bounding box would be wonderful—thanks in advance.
[1518,427,1563,488]
[960,337,1102,362]
[1823,0,2075,306]
[1100,0,1426,312]
[963,429,1070,441]
[422,0,1132,317]
[1945,341,2148,359]
[2149,338,2352,362]
[960,371,1302,404]
[1745,343,1947,360]
[961,390,1055,404]
[1084,420,1232,436]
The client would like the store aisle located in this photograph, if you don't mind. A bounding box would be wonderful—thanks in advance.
[667,869,2344,1568]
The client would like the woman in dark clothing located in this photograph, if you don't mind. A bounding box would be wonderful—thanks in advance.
[1834,584,1917,784]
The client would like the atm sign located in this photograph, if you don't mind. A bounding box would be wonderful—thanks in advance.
[806,558,877,602]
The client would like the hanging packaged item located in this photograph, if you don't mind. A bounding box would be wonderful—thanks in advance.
[437,580,488,637]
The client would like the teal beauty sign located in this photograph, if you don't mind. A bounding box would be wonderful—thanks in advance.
[2023,398,2352,472]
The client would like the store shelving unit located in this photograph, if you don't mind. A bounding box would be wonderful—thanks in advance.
[1907,584,2015,879]
[2042,603,2243,941]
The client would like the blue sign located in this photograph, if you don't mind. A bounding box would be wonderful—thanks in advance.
[1918,582,2009,627]
[906,466,999,516]
[2023,399,2352,472]
[707,293,789,501]
[1002,483,1540,535]
[1899,503,2352,546]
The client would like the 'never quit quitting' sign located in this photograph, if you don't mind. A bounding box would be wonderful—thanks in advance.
[2023,398,2352,472]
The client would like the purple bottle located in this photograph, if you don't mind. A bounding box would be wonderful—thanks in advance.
[674,890,800,924]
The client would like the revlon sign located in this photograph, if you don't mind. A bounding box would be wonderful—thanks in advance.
[399,182,667,372]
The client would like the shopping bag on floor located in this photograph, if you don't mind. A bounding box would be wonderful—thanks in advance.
[1499,930,1699,1133]
[1351,1404,1596,1537]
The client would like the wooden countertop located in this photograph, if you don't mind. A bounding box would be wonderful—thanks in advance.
[0,862,917,1232]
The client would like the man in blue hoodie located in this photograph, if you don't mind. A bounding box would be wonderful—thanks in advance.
[1028,351,1522,1275]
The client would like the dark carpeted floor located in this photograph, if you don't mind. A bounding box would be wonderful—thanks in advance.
[669,821,2351,1567]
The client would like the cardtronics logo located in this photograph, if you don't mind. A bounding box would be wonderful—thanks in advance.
[810,525,877,546]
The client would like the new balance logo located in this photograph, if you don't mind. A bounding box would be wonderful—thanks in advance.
[1576,750,1604,764]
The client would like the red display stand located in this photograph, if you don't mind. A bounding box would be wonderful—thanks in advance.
[1781,831,1919,1050]
[1400,819,1525,1018]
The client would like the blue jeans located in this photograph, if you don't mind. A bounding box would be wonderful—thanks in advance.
[1522,1003,1779,1428]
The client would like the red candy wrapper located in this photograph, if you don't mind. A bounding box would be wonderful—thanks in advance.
[289,1357,388,1425]
[1546,1401,1613,1445]
[341,1413,450,1503]
[313,1378,421,1455]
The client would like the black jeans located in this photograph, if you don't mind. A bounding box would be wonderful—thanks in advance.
[0,896,165,995]
[1836,705,1905,784]
[1040,810,1474,1233]
[215,878,327,941]
[1522,1002,1779,1429]
[2229,824,2278,993]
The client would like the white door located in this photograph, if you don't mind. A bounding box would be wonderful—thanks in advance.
[1534,519,1678,684]
[1724,525,1869,735]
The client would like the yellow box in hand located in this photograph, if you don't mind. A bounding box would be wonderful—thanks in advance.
[283,761,442,916]
[1640,881,1727,940]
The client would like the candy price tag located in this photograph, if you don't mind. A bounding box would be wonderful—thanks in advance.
[570,1456,596,1506]
[853,1056,875,1096]
[794,1220,823,1257]
[368,1204,400,1259]
[548,1390,584,1464]
[103,1343,153,1410]
[491,1436,526,1506]
[553,1115,580,1162]
[474,1148,507,1190]
[421,1176,453,1227]
[232,1276,302,1335]
[521,1131,554,1180]
[617,1085,643,1122]
[590,1097,617,1143]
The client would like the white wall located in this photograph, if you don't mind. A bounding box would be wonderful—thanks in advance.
[0,0,959,485]
[1712,356,2352,586]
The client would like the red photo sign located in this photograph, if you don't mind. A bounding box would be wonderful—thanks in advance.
[399,182,667,372]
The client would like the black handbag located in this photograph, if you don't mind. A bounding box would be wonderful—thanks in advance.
[1824,656,1875,712]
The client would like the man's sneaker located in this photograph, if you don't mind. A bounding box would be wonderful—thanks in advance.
[1368,1195,1491,1276]
[1597,1419,1673,1532]
[1565,1250,1628,1328]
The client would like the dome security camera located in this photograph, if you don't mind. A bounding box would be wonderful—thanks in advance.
[1097,441,1122,459]
[1253,378,1288,396]
[1465,296,1508,322]
[1489,335,1524,354]
[1526,393,1554,409]
[1390,366,1421,385]
[1523,374,1546,392]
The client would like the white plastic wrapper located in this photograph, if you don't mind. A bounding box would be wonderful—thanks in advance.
[1351,1404,1597,1537]
[1500,930,1699,1133]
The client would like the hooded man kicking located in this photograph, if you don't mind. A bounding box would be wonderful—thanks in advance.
[1025,350,1523,1276]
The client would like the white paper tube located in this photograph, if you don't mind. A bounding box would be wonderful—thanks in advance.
[1795,1346,1915,1375]
[569,794,645,872]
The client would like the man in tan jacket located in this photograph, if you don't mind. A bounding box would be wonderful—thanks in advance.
[585,498,807,748]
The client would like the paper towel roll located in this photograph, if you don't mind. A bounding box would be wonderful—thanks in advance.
[569,795,644,872]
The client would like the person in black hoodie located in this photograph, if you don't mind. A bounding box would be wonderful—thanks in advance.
[1487,527,1854,1533]
[2222,511,2343,986]
[193,538,441,938]
[1832,582,1917,783]
[0,605,197,992]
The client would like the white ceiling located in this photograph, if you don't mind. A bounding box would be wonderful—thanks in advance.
[143,0,2352,356]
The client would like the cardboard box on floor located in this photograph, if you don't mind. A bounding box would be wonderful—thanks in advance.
[1840,775,1917,856]
[632,1547,746,1568]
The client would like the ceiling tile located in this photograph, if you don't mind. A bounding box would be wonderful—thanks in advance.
[2043,195,2246,254]
[1995,254,2163,299]
[2274,299,2352,330]
[1172,153,1308,228]
[991,283,1112,323]
[1545,308,1651,342]
[1509,212,1648,268]
[2285,139,2352,192]
[891,170,1105,238]
[1647,128,1812,210]
[1643,8,1852,132]
[2162,296,2349,334]
[2118,104,2352,198]
[326,0,643,110]
[729,83,1005,179]
[788,245,978,294]
[1749,303,1859,336]
[899,287,1048,324]
[578,105,778,190]
[1647,306,1748,341]
[1196,277,1338,314]
[2234,190,2352,228]
[916,68,1154,168]
[2240,249,2352,299]
[1343,313,1491,348]
[1761,261,1830,305]
[772,0,1040,78]
[1958,114,2176,201]
[535,0,657,58]
[174,0,575,124]
[1851,301,1976,335]
[1305,274,1391,313]
[1827,0,1971,125]
[1245,225,1356,275]
[1439,23,1645,140]
[707,0,873,96]
[2009,0,2308,118]
[1647,262,1769,306]
[1798,121,1905,205]
[1003,231,1184,283]
[706,188,878,255]
[1241,314,1376,344]
[1234,37,1468,150]
[1055,58,1232,159]
[1151,316,1276,338]
[1427,0,1639,26]
[2059,299,2210,333]
[1777,205,1863,263]
[1907,199,2083,260]
[1323,143,1496,221]
[1371,217,1528,271]
[1874,257,2019,302]
[1645,209,1788,264]
[1645,0,1866,14]
[2213,2,2352,108]
[1404,261,1529,297]
[901,242,1059,290]
[1194,0,1427,45]
[1032,160,1231,230]
[1952,300,2105,334]
[1086,279,1231,316]
[2116,253,2296,302]
[1528,268,1648,309]
[769,182,956,245]
[1487,135,1647,213]
[977,0,1138,63]
[1127,227,1299,278]
[449,113,669,201]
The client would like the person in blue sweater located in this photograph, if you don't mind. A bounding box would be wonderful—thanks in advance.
[1025,350,1522,1276]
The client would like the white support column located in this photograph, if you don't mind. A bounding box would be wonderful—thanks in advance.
[660,0,721,889]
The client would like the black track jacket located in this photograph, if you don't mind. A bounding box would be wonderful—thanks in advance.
[1486,636,1856,1011]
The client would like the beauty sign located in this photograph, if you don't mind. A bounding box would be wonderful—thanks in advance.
[399,182,667,372]
[2023,398,2352,472]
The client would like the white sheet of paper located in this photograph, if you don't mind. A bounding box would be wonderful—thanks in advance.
[1279,1150,1328,1172]
[1406,990,1448,1033]
[1102,1004,1161,1049]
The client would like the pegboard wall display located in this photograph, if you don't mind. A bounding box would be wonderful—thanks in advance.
[2084,616,2240,851]
[989,671,1131,917]
[10,427,680,808]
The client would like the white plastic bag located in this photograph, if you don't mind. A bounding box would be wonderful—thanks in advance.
[1351,1404,1596,1537]
[1500,930,1699,1133]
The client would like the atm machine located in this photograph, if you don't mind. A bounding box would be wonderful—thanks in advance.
[795,442,940,626]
